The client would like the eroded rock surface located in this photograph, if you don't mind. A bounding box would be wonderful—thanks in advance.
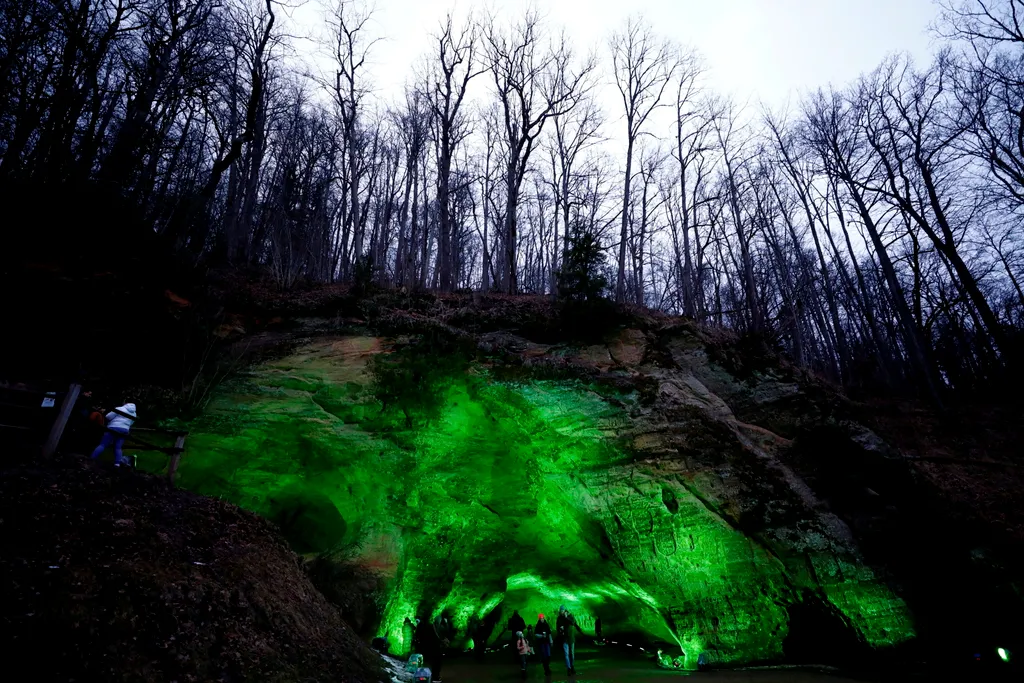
[177,321,925,669]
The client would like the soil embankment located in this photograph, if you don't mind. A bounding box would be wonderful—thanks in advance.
[0,454,384,683]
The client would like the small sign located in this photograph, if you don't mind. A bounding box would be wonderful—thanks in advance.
[41,392,56,408]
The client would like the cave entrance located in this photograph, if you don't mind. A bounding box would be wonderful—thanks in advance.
[494,572,675,649]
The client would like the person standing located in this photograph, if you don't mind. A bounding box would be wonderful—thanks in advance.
[403,617,416,656]
[534,612,553,675]
[64,390,103,453]
[515,630,531,677]
[556,605,581,675]
[507,609,526,662]
[90,402,136,467]
[507,609,526,634]
[467,617,483,661]
[595,616,602,642]
[415,613,447,683]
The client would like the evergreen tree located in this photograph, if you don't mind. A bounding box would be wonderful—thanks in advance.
[557,234,608,302]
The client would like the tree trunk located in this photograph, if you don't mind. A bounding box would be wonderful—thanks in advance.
[616,134,635,302]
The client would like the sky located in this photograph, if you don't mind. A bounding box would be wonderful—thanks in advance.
[282,0,942,112]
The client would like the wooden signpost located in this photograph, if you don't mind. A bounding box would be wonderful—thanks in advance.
[168,435,186,484]
[41,383,81,458]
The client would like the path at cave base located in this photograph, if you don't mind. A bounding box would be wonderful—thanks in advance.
[398,647,868,682]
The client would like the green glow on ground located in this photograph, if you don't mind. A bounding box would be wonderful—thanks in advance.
[178,336,915,667]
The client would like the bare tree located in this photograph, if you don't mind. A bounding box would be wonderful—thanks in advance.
[4,0,1023,398]
[712,98,765,332]
[668,59,712,317]
[610,17,678,302]
[484,12,595,293]
[858,55,1008,361]
[164,0,277,253]
[429,12,482,291]
[545,83,603,293]
[803,87,945,402]
[326,0,379,278]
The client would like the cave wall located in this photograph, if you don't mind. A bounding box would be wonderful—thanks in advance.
[176,331,914,668]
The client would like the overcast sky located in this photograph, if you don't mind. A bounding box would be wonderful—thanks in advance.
[283,0,941,111]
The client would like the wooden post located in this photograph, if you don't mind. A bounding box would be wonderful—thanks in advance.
[42,383,81,458]
[167,435,186,485]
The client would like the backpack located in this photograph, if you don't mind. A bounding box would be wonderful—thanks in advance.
[406,654,424,672]
[414,667,432,682]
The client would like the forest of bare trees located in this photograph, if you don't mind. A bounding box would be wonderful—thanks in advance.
[3,0,1024,399]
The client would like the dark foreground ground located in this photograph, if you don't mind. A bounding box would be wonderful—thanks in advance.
[403,648,867,683]
[0,454,384,683]
[397,645,1020,683]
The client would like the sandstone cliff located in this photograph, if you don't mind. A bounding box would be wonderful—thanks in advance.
[174,300,949,670]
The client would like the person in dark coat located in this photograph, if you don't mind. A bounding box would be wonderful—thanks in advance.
[556,605,582,675]
[469,616,488,661]
[403,617,416,655]
[534,612,553,675]
[64,390,104,453]
[595,616,603,642]
[415,614,446,682]
[507,609,527,662]
[507,609,526,633]
[434,610,454,643]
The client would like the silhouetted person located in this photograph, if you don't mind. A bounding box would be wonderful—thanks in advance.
[507,609,526,662]
[65,390,103,453]
[470,617,487,661]
[556,605,582,675]
[403,617,416,655]
[435,610,454,642]
[415,614,446,682]
[595,616,602,641]
[410,617,421,653]
[507,609,526,633]
[534,613,553,675]
[90,402,136,467]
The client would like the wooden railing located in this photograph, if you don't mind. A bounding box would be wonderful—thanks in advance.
[0,382,188,484]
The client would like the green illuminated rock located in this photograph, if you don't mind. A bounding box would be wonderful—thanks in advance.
[177,328,915,668]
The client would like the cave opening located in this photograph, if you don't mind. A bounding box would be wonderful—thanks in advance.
[177,336,917,670]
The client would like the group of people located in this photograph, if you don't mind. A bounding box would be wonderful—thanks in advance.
[403,605,590,682]
[405,613,452,683]
[507,606,585,677]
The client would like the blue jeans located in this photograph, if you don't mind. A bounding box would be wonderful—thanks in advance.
[563,641,575,670]
[91,427,129,464]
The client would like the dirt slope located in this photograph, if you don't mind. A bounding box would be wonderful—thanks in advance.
[0,454,384,683]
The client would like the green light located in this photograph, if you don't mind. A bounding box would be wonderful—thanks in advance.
[177,336,917,664]
[998,647,1009,662]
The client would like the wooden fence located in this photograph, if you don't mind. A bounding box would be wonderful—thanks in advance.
[0,382,188,484]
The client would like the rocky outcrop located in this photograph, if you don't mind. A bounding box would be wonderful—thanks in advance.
[178,320,926,669]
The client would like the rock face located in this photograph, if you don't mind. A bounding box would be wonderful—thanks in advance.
[0,454,384,683]
[179,320,924,670]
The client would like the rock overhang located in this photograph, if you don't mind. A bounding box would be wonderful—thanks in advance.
[176,333,915,668]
